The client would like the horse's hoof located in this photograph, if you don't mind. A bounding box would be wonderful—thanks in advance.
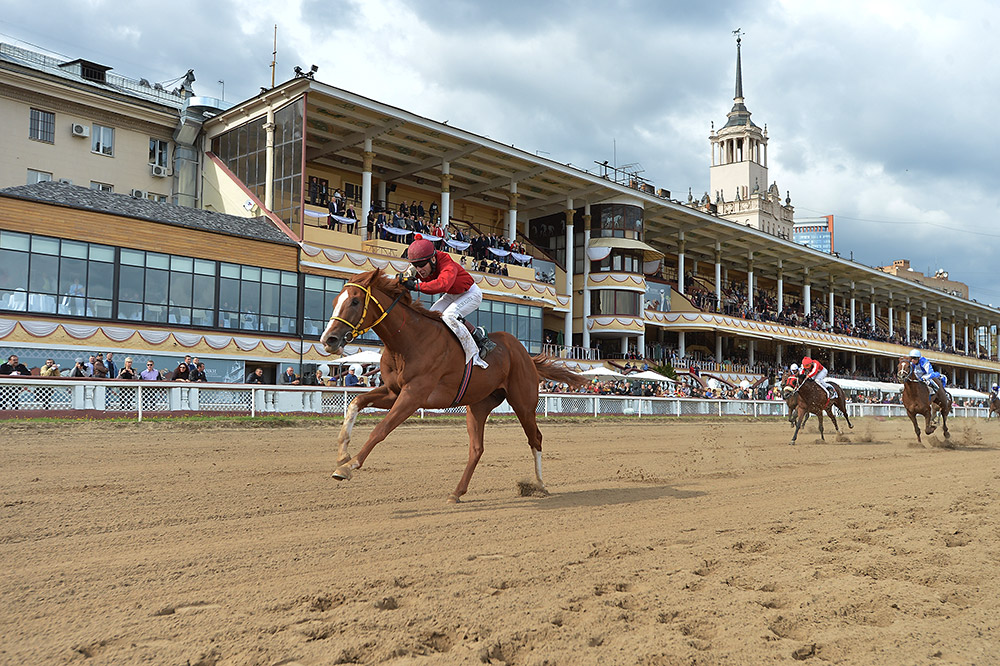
[332,465,353,481]
[447,494,461,504]
[789,441,796,446]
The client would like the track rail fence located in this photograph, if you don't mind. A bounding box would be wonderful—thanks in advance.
[1,378,994,421]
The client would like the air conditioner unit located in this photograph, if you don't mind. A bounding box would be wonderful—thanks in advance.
[58,178,73,185]
[130,188,147,199]
[151,164,168,178]
[71,123,90,138]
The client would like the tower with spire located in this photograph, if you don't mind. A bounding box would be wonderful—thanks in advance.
[708,31,793,238]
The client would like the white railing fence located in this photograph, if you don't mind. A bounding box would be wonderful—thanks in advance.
[0,379,993,421]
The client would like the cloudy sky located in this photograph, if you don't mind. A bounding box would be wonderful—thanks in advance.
[2,0,998,305]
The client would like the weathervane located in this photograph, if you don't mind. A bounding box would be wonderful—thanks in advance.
[733,28,744,44]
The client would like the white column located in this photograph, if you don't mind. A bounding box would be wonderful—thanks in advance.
[936,308,942,347]
[777,260,784,312]
[360,138,373,241]
[870,289,876,327]
[582,221,592,349]
[828,350,835,371]
[748,339,755,366]
[849,284,856,328]
[851,353,857,373]
[828,289,834,328]
[440,162,451,231]
[747,256,754,311]
[888,301,894,337]
[507,181,518,241]
[715,243,722,308]
[677,231,686,295]
[964,322,969,354]
[803,276,811,317]
[776,343,782,366]
[679,331,687,358]
[621,336,629,355]
[563,200,574,347]
[906,307,912,344]
[377,181,387,209]
[263,108,275,211]
[715,334,723,362]
[950,315,956,349]
[922,310,928,342]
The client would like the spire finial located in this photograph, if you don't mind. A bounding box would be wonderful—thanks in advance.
[732,29,744,100]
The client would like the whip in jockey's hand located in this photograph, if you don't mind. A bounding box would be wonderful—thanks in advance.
[400,275,418,291]
[405,234,493,368]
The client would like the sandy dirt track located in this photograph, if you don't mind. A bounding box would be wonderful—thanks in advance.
[2,415,1000,665]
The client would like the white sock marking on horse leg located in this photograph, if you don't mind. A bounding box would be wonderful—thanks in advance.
[337,401,359,462]
[533,449,544,488]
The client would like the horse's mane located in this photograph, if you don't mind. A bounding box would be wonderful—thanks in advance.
[353,269,442,321]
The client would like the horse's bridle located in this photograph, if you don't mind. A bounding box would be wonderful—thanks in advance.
[328,283,403,343]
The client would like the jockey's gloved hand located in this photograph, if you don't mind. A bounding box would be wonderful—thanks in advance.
[401,276,418,291]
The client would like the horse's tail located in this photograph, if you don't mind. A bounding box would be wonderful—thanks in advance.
[532,355,587,388]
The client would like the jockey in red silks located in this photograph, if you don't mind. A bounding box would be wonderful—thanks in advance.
[800,356,833,396]
[401,234,494,368]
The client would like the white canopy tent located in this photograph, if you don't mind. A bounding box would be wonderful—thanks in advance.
[831,377,990,400]
[580,366,627,378]
[630,370,676,383]
[328,350,383,365]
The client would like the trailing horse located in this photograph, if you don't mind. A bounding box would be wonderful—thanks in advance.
[789,377,853,445]
[896,357,951,445]
[320,269,586,502]
[990,395,1000,420]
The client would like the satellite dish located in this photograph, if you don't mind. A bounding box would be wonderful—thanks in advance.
[243,199,256,212]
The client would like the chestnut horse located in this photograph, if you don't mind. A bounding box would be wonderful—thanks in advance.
[320,269,585,502]
[789,377,853,445]
[896,357,951,444]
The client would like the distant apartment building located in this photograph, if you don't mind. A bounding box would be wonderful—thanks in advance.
[793,215,834,254]
[878,259,969,299]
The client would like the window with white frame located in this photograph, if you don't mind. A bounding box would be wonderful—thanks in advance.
[29,108,55,143]
[149,139,169,167]
[89,181,113,193]
[27,169,53,185]
[91,124,114,156]
[146,193,168,203]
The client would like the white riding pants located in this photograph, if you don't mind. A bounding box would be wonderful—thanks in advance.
[811,368,832,395]
[430,282,487,368]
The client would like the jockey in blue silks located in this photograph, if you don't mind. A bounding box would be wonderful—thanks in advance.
[908,349,947,394]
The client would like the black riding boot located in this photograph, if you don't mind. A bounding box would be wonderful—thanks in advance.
[471,326,496,359]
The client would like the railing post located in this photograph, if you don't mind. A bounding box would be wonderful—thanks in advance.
[593,396,598,417]
[545,396,549,418]
[137,385,143,423]
[251,388,256,418]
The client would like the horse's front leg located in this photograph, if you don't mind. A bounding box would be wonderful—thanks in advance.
[817,411,825,441]
[790,408,809,445]
[333,384,427,481]
[337,385,394,465]
[909,413,922,445]
[923,410,936,436]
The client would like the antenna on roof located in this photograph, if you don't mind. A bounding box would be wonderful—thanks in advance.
[270,24,277,88]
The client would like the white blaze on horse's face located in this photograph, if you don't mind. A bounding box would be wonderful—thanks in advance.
[320,289,356,352]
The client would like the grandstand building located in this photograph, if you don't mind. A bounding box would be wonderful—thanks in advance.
[1,38,998,390]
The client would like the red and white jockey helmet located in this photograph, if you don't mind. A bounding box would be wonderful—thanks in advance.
[407,234,436,263]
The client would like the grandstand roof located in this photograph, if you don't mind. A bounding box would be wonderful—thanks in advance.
[207,76,1000,321]
[0,181,297,246]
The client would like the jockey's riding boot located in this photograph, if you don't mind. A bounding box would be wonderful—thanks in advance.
[471,326,496,358]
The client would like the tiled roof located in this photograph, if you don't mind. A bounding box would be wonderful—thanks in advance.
[0,181,297,246]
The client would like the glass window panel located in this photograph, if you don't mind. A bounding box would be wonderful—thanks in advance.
[28,292,58,313]
[60,240,88,258]
[57,258,87,314]
[305,275,324,290]
[89,244,115,262]
[240,282,260,312]
[280,317,297,334]
[304,290,324,320]
[31,236,59,255]
[121,248,145,266]
[303,318,322,336]
[517,315,529,340]
[0,250,29,291]
[89,299,112,319]
[281,271,297,286]
[146,252,169,270]
[144,304,167,323]
[168,306,191,325]
[518,305,530,317]
[118,302,142,321]
[241,266,261,282]
[170,256,193,272]
[192,309,213,327]
[194,259,215,275]
[218,310,239,329]
[260,283,280,315]
[193,275,216,310]
[325,277,344,291]
[261,315,279,332]
[280,285,297,317]
[118,266,144,303]
[0,231,30,251]
[239,311,259,331]
[220,263,240,279]
[145,269,169,304]
[29,253,58,293]
[261,268,280,284]
[506,302,518,315]
[219,278,240,312]
[169,272,193,307]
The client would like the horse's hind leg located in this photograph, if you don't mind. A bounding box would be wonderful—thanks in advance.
[450,393,505,503]
[508,390,548,495]
[827,408,841,434]
[817,411,825,441]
